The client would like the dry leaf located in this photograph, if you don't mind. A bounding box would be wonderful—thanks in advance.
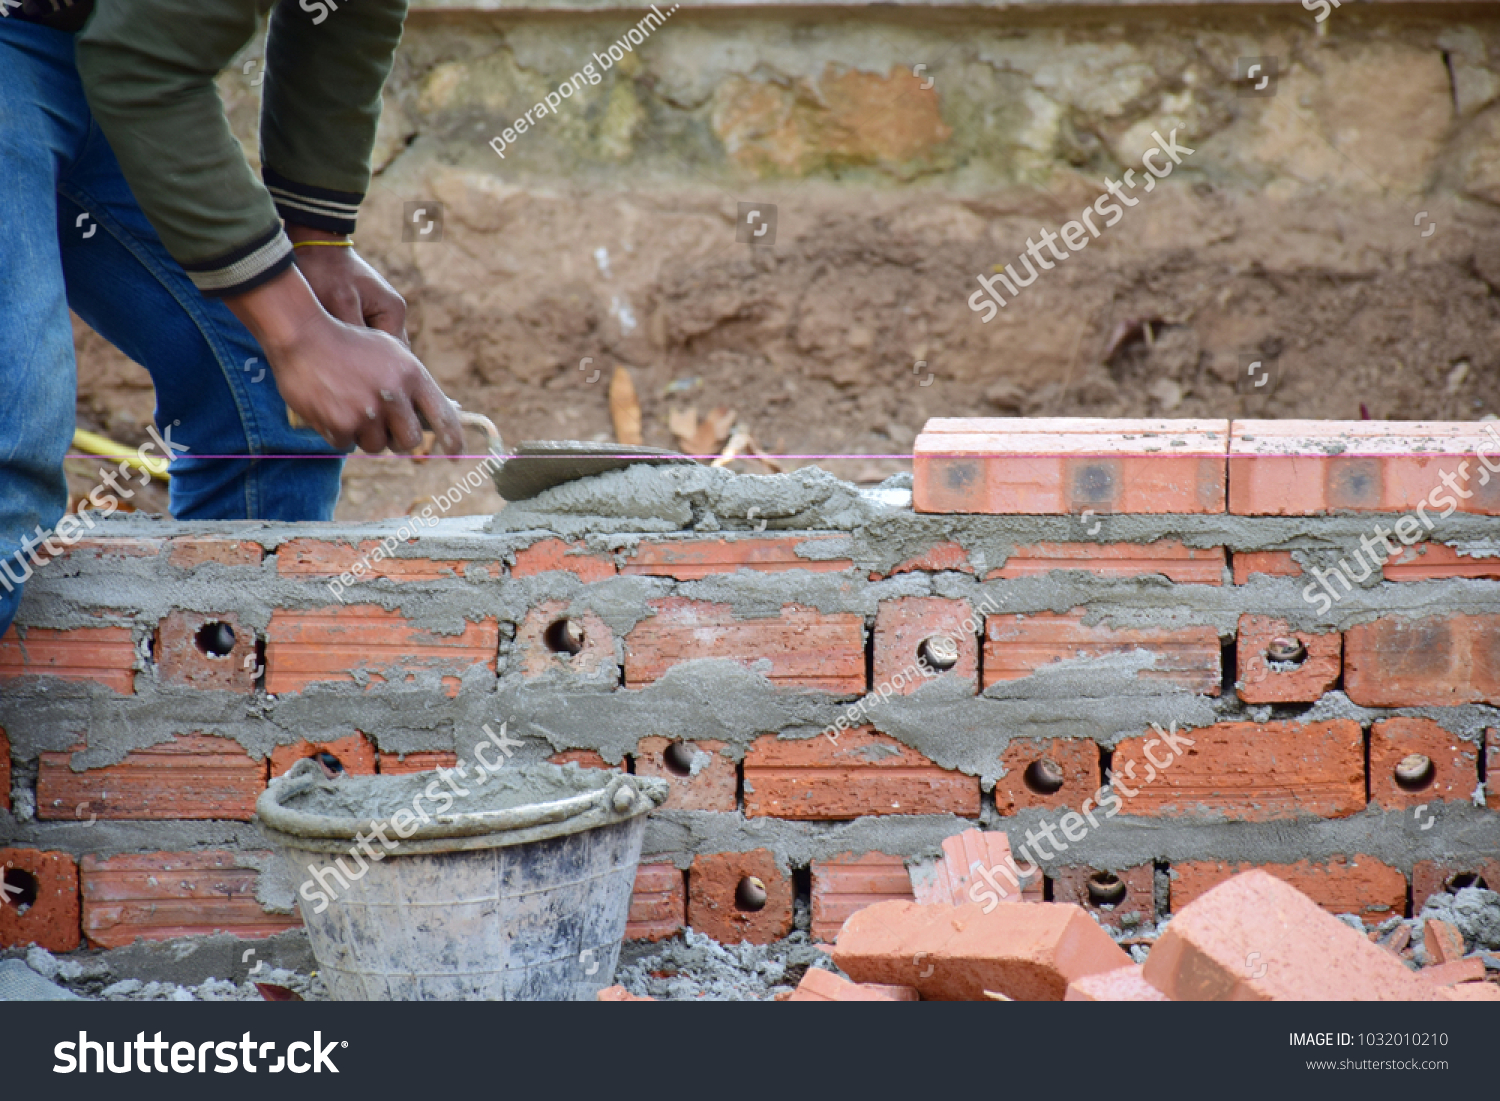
[667,407,699,452]
[686,405,735,456]
[609,365,643,446]
[255,983,304,1001]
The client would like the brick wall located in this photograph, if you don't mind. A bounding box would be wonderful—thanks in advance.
[2,418,1498,952]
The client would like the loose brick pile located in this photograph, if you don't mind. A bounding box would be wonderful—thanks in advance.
[1,418,1497,991]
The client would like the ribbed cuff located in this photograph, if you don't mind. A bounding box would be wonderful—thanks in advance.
[263,166,363,236]
[181,224,294,298]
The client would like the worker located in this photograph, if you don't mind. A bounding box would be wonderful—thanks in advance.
[0,0,464,639]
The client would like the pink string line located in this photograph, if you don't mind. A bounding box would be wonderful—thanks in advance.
[64,453,918,462]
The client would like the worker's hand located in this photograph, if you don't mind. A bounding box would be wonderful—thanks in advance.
[287,225,409,343]
[223,264,464,456]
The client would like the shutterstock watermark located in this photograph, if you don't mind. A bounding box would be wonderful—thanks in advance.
[967,130,1195,323]
[489,4,678,160]
[297,721,526,915]
[1301,423,1500,615]
[823,592,1001,745]
[0,424,187,595]
[967,722,1195,912]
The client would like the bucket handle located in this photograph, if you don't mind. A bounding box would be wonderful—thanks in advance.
[256,760,667,842]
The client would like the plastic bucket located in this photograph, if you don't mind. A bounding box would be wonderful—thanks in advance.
[257,758,668,1001]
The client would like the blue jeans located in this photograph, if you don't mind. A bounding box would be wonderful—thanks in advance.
[0,19,344,637]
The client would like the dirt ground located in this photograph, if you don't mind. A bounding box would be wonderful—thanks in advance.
[70,184,1500,522]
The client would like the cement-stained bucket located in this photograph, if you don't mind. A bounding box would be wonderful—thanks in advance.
[257,758,668,1001]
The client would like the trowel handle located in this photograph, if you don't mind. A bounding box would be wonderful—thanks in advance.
[455,410,505,456]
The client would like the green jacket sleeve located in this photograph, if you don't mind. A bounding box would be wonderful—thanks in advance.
[75,0,405,298]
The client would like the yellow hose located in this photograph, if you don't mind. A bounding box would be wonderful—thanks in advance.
[71,428,171,482]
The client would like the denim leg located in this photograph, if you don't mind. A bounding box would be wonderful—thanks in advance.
[0,21,89,637]
[59,121,346,522]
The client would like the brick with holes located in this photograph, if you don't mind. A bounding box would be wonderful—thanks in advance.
[1344,614,1500,707]
[633,736,737,811]
[625,598,864,693]
[744,728,978,819]
[1229,420,1500,516]
[1169,856,1406,925]
[914,417,1229,514]
[1369,718,1479,809]
[810,852,915,943]
[994,737,1100,815]
[1235,615,1340,704]
[983,610,1221,695]
[155,610,258,691]
[1052,865,1154,929]
[687,850,793,945]
[873,596,978,696]
[514,602,616,679]
[0,625,136,694]
[81,852,301,948]
[37,735,265,821]
[1411,859,1500,913]
[269,733,377,778]
[0,848,81,952]
[1113,719,1364,821]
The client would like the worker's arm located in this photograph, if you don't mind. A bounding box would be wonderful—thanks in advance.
[73,0,462,455]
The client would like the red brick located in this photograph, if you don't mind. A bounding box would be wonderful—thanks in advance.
[622,536,852,579]
[989,540,1225,584]
[275,538,469,581]
[909,829,1042,908]
[994,736,1101,815]
[155,610,257,692]
[1143,869,1442,1000]
[1412,859,1500,912]
[744,728,978,819]
[633,737,737,812]
[168,537,264,570]
[1114,719,1364,821]
[1369,718,1479,809]
[0,848,80,952]
[597,984,654,1001]
[378,751,459,774]
[1424,918,1467,965]
[512,538,616,582]
[1235,615,1340,704]
[913,417,1228,515]
[1231,550,1302,584]
[1065,965,1169,1002]
[37,735,264,821]
[514,602,616,679]
[0,625,136,694]
[1052,864,1154,929]
[833,899,1132,1001]
[810,852,915,943]
[874,541,973,579]
[549,749,614,770]
[1344,614,1500,706]
[1488,728,1500,812]
[787,969,919,1001]
[265,606,497,695]
[625,598,864,693]
[983,610,1220,695]
[1422,958,1486,986]
[1169,856,1406,924]
[0,728,9,813]
[627,863,686,942]
[1229,420,1500,516]
[1384,542,1500,581]
[60,537,163,560]
[269,732,377,778]
[873,596,978,696]
[81,852,300,948]
[687,850,794,945]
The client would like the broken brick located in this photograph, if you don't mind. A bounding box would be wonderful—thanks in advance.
[787,968,919,1001]
[1065,965,1168,1002]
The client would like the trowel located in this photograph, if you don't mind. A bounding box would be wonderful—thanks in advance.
[287,404,693,500]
